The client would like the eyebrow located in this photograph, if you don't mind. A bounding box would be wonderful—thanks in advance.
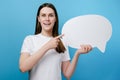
[40,12,54,14]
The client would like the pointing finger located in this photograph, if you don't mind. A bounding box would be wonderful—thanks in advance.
[56,34,64,39]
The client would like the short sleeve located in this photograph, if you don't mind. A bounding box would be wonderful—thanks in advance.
[21,36,33,54]
[61,39,71,61]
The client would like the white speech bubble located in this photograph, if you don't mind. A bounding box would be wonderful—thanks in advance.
[62,14,112,53]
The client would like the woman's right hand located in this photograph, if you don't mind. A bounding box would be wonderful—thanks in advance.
[45,34,64,50]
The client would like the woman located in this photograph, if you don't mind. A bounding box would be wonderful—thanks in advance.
[19,3,92,80]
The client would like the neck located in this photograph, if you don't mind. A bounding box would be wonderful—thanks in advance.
[41,31,52,37]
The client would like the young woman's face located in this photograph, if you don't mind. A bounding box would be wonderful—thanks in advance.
[38,7,56,32]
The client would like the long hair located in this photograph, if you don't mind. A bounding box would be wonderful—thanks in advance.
[35,3,66,53]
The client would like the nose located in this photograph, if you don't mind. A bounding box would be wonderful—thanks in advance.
[45,16,49,20]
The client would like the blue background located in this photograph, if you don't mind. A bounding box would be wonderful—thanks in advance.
[0,0,120,80]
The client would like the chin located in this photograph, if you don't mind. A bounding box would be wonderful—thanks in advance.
[44,28,53,32]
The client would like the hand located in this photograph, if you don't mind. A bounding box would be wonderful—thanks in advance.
[76,45,92,55]
[46,34,64,50]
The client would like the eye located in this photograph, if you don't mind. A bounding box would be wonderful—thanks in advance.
[49,14,55,17]
[41,14,46,17]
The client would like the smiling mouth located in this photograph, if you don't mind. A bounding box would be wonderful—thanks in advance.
[43,23,51,25]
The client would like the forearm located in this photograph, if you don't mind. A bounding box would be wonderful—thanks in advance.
[64,45,92,79]
[65,52,80,79]
[20,45,49,72]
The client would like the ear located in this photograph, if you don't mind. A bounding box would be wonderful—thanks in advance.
[38,16,41,22]
[54,17,56,23]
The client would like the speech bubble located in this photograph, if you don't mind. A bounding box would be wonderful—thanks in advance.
[62,14,112,53]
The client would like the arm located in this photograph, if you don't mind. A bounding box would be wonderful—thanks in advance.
[62,45,92,80]
[19,44,50,72]
[19,36,61,72]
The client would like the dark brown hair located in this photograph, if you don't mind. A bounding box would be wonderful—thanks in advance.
[35,3,66,53]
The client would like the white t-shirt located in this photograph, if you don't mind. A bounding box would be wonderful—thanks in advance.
[21,33,70,80]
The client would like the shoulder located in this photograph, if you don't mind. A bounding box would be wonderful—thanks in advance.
[23,35,36,42]
[23,34,43,43]
[24,34,36,39]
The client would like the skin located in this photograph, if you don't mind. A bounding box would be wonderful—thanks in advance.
[38,7,56,37]
[19,7,92,80]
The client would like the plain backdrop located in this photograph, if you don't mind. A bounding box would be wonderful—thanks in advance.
[0,0,120,80]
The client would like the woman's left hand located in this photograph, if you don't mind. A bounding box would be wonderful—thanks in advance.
[76,45,92,55]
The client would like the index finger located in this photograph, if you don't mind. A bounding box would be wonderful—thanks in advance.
[55,34,64,39]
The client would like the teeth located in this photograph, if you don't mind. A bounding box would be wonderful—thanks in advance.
[44,23,50,25]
